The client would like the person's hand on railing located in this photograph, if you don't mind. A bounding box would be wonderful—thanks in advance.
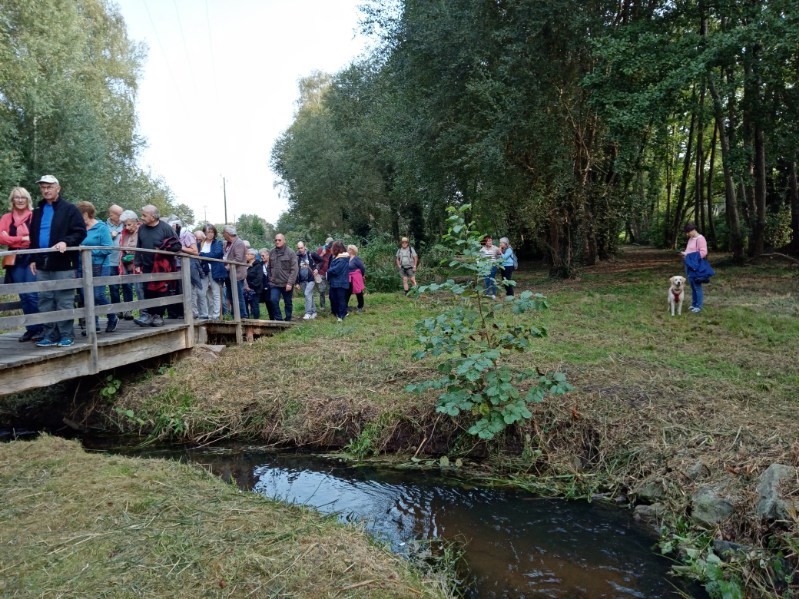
[53,241,67,253]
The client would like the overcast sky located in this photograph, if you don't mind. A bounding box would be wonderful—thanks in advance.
[114,0,370,226]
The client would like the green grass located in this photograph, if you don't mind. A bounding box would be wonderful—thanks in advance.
[0,435,449,598]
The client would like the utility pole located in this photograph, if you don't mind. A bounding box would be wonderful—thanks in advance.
[203,205,207,224]
[222,176,228,224]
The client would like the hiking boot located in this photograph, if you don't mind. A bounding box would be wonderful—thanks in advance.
[18,330,37,342]
[134,313,154,327]
[303,313,311,320]
[150,315,164,327]
[309,313,317,319]
[106,318,118,333]
[57,338,75,347]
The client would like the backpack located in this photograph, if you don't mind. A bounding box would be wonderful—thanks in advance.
[158,235,182,253]
[511,249,518,269]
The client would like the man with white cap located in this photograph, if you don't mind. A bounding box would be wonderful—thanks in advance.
[29,175,87,348]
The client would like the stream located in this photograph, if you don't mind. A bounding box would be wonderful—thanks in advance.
[92,444,702,598]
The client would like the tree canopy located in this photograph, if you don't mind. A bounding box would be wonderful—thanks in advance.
[0,0,187,222]
[271,0,799,272]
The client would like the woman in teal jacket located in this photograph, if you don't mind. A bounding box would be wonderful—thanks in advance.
[78,201,117,333]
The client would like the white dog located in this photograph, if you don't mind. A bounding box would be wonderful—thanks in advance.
[668,275,686,316]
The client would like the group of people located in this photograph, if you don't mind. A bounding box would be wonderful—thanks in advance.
[478,235,518,299]
[231,236,367,324]
[0,176,388,350]
[0,174,716,354]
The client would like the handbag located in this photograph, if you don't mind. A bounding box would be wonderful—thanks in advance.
[314,272,323,284]
[2,254,15,268]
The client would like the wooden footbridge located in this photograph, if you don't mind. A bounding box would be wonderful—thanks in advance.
[0,247,292,396]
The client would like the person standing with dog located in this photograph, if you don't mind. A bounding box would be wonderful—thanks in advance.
[681,222,713,313]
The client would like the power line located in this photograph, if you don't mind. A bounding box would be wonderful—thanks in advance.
[140,0,186,109]
[172,0,200,98]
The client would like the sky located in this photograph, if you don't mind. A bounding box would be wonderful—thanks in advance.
[114,0,371,226]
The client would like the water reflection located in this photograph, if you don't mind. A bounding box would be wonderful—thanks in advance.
[99,445,698,598]
[199,451,691,598]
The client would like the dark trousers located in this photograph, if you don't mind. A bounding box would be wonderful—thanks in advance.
[244,290,260,319]
[346,285,364,310]
[500,266,515,296]
[109,283,135,305]
[225,278,247,319]
[260,288,276,320]
[144,285,168,317]
[329,287,348,319]
[7,263,42,334]
[269,286,293,321]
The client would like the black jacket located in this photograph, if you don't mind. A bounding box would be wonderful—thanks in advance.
[29,196,87,271]
[246,260,265,294]
[296,250,322,283]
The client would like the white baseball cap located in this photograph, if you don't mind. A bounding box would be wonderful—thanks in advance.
[36,175,59,185]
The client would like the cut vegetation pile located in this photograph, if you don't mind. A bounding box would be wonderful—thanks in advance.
[0,435,448,598]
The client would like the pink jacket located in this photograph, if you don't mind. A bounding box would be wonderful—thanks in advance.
[0,210,33,249]
[684,234,708,259]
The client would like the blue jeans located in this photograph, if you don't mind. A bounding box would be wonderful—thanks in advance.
[484,266,498,296]
[244,289,260,319]
[300,280,316,315]
[37,269,77,341]
[689,276,704,309]
[270,286,293,321]
[7,263,43,334]
[92,265,116,327]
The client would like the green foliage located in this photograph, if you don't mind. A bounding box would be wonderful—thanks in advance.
[405,205,572,440]
[0,0,183,220]
[660,527,746,599]
[659,516,796,599]
[99,375,121,400]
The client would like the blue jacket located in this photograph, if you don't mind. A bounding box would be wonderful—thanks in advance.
[684,251,715,283]
[84,221,113,267]
[327,254,351,288]
[200,239,226,281]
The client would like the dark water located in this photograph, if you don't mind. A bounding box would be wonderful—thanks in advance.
[93,445,700,598]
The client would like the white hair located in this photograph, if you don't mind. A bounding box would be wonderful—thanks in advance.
[499,237,510,245]
[223,225,237,236]
[119,209,138,223]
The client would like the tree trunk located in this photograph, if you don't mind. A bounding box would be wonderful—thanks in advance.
[788,160,799,255]
[696,82,706,232]
[707,69,745,263]
[671,91,696,247]
[706,121,718,248]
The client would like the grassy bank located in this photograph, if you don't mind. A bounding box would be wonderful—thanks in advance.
[0,435,449,598]
[101,245,798,596]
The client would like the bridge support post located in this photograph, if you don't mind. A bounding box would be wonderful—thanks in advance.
[80,250,98,374]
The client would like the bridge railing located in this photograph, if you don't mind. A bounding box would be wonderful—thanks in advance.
[0,246,249,355]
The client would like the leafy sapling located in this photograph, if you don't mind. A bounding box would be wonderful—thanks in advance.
[406,205,572,440]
